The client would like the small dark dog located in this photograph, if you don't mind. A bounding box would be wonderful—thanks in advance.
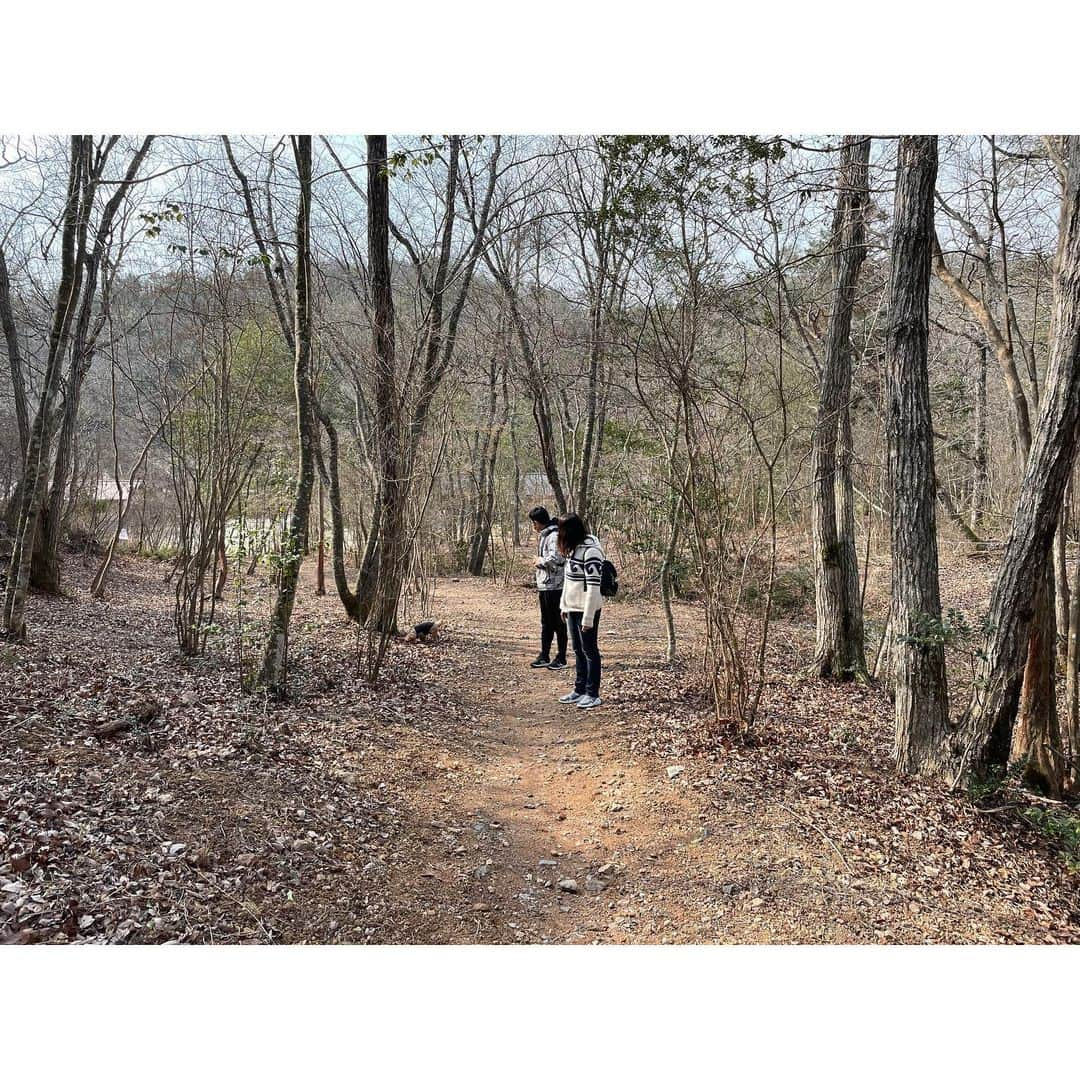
[405,619,441,644]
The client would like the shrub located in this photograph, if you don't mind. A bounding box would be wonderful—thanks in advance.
[64,526,104,556]
[1022,807,1080,872]
[743,562,814,618]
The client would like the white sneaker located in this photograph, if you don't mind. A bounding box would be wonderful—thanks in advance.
[576,695,602,709]
[559,691,583,704]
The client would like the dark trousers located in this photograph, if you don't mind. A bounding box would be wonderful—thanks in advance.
[538,589,567,661]
[567,610,602,697]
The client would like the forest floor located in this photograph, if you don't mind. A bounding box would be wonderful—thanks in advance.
[3,551,1080,944]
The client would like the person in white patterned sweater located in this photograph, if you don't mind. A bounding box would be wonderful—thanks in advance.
[556,513,605,709]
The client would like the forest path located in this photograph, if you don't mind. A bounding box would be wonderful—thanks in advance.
[9,559,1075,944]
[396,576,821,944]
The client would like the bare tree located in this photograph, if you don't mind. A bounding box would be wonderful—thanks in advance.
[811,135,871,680]
[932,141,1060,779]
[465,332,510,576]
[258,135,316,693]
[32,136,155,593]
[886,136,951,777]
[970,344,989,529]
[952,135,1080,794]
[0,246,29,458]
[362,133,407,636]
[3,138,90,640]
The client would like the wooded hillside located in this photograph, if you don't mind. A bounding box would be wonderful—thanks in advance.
[3,134,1080,945]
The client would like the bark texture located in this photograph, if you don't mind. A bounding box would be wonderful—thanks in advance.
[970,344,989,529]
[811,135,870,680]
[953,135,1080,788]
[885,136,951,777]
[933,197,1059,774]
[0,246,29,456]
[466,352,508,576]
[363,135,407,635]
[1011,558,1062,792]
[1066,547,1080,790]
[258,135,316,694]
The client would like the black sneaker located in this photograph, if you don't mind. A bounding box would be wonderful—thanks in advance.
[547,658,567,670]
[530,655,552,668]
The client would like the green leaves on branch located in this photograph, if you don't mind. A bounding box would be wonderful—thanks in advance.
[594,134,785,231]
[266,547,303,572]
[141,202,275,267]
[140,202,184,238]
[899,608,991,659]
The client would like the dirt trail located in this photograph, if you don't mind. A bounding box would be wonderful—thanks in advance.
[388,577,845,944]
[8,560,1075,944]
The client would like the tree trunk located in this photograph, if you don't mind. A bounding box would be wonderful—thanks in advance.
[33,136,154,595]
[932,187,1055,766]
[885,135,951,777]
[575,307,603,521]
[970,344,989,529]
[937,484,982,545]
[0,246,29,457]
[3,138,89,641]
[213,527,229,601]
[953,136,1080,790]
[933,237,1034,459]
[34,344,89,593]
[1010,558,1063,794]
[352,487,382,623]
[313,403,363,622]
[258,135,316,694]
[1066,545,1080,790]
[365,134,406,635]
[509,411,522,547]
[90,383,183,599]
[316,479,326,596]
[659,455,687,664]
[488,261,568,514]
[466,352,506,576]
[811,135,870,680]
[1054,491,1070,661]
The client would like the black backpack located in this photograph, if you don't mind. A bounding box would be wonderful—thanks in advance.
[587,548,622,600]
[580,540,618,598]
[599,559,619,598]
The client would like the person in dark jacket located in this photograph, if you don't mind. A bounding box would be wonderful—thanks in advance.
[528,506,567,669]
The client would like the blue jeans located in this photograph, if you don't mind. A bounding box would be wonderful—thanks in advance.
[566,610,602,697]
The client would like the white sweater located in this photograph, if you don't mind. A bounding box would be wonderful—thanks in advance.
[560,535,604,630]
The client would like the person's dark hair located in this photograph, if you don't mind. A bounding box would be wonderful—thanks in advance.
[527,506,550,525]
[557,513,587,556]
